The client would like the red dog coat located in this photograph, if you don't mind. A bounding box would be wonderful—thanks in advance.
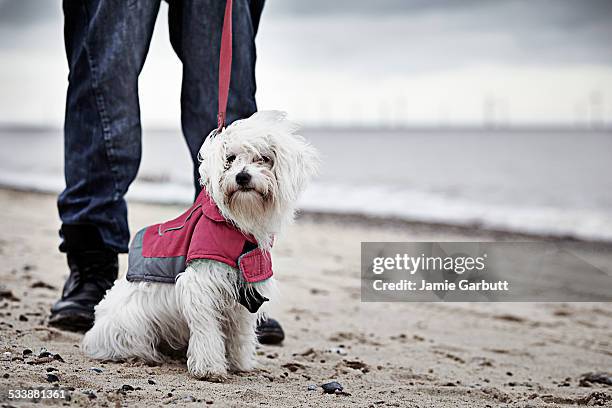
[126,190,273,286]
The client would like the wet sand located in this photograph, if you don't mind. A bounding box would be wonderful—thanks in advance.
[0,188,611,407]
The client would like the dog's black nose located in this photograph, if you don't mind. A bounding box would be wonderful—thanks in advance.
[236,171,251,186]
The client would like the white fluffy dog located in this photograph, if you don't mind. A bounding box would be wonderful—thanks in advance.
[82,111,318,380]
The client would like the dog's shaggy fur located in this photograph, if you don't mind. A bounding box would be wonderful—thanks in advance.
[82,111,318,380]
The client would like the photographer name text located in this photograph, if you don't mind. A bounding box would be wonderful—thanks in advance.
[372,279,509,291]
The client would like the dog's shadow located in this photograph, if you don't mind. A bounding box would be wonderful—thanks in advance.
[159,342,188,362]
[98,342,271,383]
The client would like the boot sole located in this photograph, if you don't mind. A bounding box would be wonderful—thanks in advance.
[48,311,94,332]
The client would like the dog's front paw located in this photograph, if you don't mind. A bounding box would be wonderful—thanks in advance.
[187,358,227,382]
[229,362,256,373]
[191,370,227,383]
[228,355,257,373]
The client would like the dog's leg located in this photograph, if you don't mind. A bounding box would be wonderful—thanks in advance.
[176,262,233,381]
[82,279,169,363]
[224,302,258,372]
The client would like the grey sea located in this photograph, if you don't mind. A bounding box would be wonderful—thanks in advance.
[1,126,611,241]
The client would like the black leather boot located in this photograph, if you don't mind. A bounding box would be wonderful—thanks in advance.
[49,225,118,332]
[256,317,285,345]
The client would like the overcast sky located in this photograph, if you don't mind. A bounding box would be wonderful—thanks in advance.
[0,0,611,127]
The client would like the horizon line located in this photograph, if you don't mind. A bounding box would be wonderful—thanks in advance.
[0,122,610,133]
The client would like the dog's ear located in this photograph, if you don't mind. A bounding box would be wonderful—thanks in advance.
[272,129,320,203]
[198,128,226,189]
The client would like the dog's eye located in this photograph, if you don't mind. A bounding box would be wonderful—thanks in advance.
[261,155,272,164]
[226,154,236,164]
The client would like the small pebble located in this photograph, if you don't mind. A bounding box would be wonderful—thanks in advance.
[46,367,57,372]
[90,367,103,373]
[121,384,135,392]
[46,374,59,383]
[18,315,28,322]
[83,391,97,400]
[148,379,156,385]
[0,289,20,301]
[22,349,32,356]
[3,373,9,379]
[307,384,317,391]
[579,372,612,387]
[321,381,343,394]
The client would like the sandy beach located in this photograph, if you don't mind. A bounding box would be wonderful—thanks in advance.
[0,188,611,407]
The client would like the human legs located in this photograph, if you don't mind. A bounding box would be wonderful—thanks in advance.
[51,0,161,330]
[167,0,263,196]
[58,0,161,252]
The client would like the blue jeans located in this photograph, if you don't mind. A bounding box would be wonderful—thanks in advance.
[58,0,264,253]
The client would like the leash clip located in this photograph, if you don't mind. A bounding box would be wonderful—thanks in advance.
[217,112,226,132]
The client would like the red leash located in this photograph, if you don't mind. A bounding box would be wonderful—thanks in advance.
[217,0,233,131]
